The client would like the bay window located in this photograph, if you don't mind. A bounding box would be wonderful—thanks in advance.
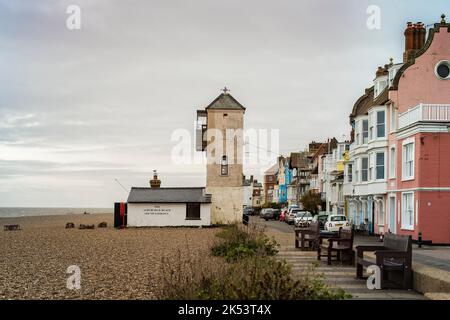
[369,113,374,140]
[362,119,368,144]
[355,120,360,145]
[361,157,368,182]
[376,110,386,138]
[376,152,385,180]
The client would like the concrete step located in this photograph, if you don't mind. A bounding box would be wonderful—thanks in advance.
[424,292,450,300]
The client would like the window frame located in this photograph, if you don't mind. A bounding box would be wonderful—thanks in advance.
[368,112,374,141]
[389,146,396,179]
[347,163,353,183]
[402,140,415,181]
[390,105,397,133]
[375,151,385,180]
[376,110,386,138]
[361,157,368,182]
[221,155,228,176]
[435,60,450,80]
[186,202,201,220]
[401,192,414,230]
[362,119,369,144]
[377,200,385,226]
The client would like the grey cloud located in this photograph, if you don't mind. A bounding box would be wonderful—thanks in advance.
[0,0,447,206]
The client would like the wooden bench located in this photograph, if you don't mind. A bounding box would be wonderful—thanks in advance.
[318,228,354,265]
[356,233,412,289]
[65,222,75,229]
[295,221,320,251]
[4,224,21,231]
[79,224,95,229]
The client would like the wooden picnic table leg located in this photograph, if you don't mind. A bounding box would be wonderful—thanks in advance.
[356,249,363,278]
[300,233,305,251]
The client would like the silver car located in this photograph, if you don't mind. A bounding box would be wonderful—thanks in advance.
[294,211,313,227]
[286,209,302,225]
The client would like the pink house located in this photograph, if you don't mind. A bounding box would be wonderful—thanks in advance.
[388,15,450,244]
[345,15,450,244]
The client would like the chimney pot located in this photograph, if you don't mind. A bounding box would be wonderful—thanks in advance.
[150,170,161,188]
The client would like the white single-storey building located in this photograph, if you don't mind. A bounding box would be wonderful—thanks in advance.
[126,187,212,227]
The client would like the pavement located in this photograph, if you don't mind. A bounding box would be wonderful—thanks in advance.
[250,216,450,300]
[277,247,423,300]
[251,216,450,272]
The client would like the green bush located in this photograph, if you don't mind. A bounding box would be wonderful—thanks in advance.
[211,223,278,262]
[155,250,350,300]
[198,256,350,300]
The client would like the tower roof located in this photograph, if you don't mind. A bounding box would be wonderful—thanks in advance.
[205,93,246,111]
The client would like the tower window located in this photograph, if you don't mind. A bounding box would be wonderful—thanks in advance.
[221,155,228,175]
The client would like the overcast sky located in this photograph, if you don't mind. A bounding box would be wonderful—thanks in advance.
[0,0,448,207]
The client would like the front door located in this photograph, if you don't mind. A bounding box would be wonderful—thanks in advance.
[389,196,396,233]
[371,201,375,235]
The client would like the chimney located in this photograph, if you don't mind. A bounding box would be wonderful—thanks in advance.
[403,22,415,62]
[403,21,426,62]
[416,22,426,49]
[150,170,161,188]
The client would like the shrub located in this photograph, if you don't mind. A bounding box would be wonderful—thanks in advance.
[211,223,278,262]
[154,250,350,300]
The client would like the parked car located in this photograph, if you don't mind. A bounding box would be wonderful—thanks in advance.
[294,211,313,227]
[244,207,255,216]
[259,208,267,218]
[261,208,277,221]
[311,213,329,230]
[286,208,303,225]
[324,214,351,232]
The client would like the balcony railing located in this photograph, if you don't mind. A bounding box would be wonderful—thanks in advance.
[398,104,450,130]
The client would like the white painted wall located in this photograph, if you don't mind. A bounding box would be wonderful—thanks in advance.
[127,203,211,227]
[243,185,253,207]
[207,186,243,224]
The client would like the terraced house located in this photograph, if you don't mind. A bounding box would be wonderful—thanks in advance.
[274,156,292,205]
[344,16,450,244]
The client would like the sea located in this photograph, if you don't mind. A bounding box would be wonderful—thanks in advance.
[0,207,113,218]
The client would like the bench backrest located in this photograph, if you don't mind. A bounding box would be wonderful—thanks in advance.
[384,233,412,253]
[309,221,320,233]
[338,228,354,247]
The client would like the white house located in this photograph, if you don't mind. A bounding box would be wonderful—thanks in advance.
[127,187,212,227]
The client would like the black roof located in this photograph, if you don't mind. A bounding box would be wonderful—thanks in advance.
[127,187,212,203]
[205,93,246,111]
